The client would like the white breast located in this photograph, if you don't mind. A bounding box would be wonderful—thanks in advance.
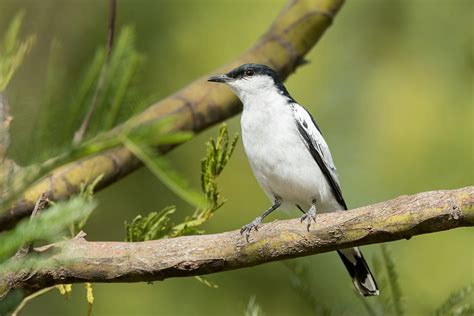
[240,92,340,212]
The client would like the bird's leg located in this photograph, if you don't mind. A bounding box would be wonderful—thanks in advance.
[240,199,281,242]
[300,199,317,231]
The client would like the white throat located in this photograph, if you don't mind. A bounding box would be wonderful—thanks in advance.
[226,76,290,112]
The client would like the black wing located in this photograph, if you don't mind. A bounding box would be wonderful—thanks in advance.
[292,103,348,210]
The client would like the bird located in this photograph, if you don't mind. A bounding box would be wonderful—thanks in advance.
[208,63,379,297]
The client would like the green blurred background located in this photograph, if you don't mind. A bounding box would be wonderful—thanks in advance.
[1,0,473,315]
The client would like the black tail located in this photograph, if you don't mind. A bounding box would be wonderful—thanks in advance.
[337,247,379,296]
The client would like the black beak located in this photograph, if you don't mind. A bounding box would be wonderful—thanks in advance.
[208,74,232,83]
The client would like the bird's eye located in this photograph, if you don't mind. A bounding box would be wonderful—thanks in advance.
[245,69,255,77]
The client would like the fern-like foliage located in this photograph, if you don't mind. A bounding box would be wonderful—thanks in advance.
[124,123,238,241]
[125,206,176,242]
[29,26,144,159]
[284,260,334,316]
[435,284,474,316]
[122,132,204,208]
[0,197,96,264]
[0,23,149,214]
[0,12,36,92]
[360,245,473,316]
[67,175,104,237]
[0,12,35,209]
[201,123,239,213]
[381,245,404,316]
[171,124,239,236]
[358,245,405,316]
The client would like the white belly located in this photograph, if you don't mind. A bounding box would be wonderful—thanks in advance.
[241,104,340,213]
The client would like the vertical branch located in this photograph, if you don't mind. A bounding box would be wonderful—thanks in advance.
[14,192,50,256]
[106,0,117,59]
[0,93,12,162]
[73,0,117,144]
[0,93,18,206]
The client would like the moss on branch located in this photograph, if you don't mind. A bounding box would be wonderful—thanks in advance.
[1,186,472,298]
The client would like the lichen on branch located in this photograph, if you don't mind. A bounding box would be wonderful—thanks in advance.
[1,186,472,299]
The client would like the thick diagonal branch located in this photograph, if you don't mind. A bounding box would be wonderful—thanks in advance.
[1,187,472,298]
[0,0,345,231]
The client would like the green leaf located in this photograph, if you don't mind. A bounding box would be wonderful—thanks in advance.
[435,284,474,316]
[68,174,104,236]
[0,12,36,91]
[122,135,206,208]
[0,197,96,262]
[200,123,238,211]
[125,206,176,242]
[381,244,404,316]
[124,115,194,147]
[453,304,474,316]
[103,29,143,129]
[284,260,333,316]
[124,123,238,242]
[169,123,238,237]
[68,47,106,132]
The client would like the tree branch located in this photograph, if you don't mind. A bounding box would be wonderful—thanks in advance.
[0,0,345,231]
[1,187,472,298]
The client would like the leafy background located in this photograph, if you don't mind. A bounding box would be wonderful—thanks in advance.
[0,0,473,315]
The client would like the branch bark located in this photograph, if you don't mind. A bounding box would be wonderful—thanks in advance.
[0,0,345,231]
[1,186,472,298]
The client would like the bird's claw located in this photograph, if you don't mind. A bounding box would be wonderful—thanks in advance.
[300,207,316,232]
[240,218,261,242]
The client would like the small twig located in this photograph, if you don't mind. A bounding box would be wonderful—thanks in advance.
[74,230,87,240]
[0,93,12,163]
[106,0,117,59]
[15,192,49,257]
[73,0,117,145]
[30,192,49,218]
[11,286,55,316]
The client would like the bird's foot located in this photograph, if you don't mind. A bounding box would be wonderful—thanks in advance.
[300,205,316,231]
[240,217,262,242]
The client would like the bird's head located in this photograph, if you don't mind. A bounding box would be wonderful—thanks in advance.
[208,64,292,102]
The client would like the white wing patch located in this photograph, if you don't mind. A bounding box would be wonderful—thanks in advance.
[289,102,348,209]
[290,103,337,172]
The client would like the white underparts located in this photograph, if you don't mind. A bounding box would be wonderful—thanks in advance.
[231,76,341,212]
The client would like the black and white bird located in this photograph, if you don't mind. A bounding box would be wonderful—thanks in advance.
[208,63,379,297]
